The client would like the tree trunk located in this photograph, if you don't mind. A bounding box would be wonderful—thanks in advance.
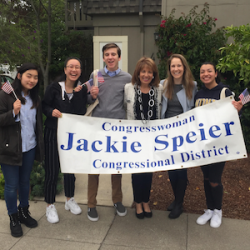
[28,0,51,93]
[44,0,51,93]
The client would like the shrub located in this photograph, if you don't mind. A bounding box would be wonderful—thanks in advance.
[217,24,250,151]
[156,3,226,86]
[217,24,250,85]
[30,161,63,200]
[0,168,5,200]
[0,162,63,200]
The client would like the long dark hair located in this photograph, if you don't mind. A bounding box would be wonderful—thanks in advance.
[12,63,41,108]
[200,62,221,83]
[56,57,83,87]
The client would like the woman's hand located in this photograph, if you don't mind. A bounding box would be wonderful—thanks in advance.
[232,100,243,112]
[13,99,21,115]
[52,109,62,118]
[90,86,99,99]
[74,85,82,93]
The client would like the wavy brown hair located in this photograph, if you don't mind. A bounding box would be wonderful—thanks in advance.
[164,54,194,100]
[132,57,160,87]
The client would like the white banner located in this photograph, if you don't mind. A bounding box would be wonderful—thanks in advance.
[58,97,247,174]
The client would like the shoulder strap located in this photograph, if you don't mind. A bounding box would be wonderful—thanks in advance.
[220,87,228,99]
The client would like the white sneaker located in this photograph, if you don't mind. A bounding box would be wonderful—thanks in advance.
[210,209,222,228]
[65,197,82,215]
[196,209,213,225]
[46,204,59,224]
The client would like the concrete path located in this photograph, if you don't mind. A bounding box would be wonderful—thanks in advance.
[1,173,250,249]
[1,200,250,250]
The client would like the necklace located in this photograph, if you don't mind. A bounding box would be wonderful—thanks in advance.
[135,84,155,124]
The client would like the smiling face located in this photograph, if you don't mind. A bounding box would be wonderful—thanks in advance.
[170,57,184,82]
[139,66,154,87]
[103,48,121,71]
[200,64,218,89]
[18,69,38,95]
[64,59,81,83]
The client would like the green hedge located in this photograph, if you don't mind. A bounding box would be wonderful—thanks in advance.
[156,3,226,86]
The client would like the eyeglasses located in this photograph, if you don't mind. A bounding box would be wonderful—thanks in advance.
[66,65,81,70]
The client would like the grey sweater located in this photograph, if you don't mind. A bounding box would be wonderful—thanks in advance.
[90,69,132,119]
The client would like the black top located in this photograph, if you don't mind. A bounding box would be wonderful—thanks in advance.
[194,82,233,107]
[42,82,88,129]
[135,92,157,121]
[0,91,44,165]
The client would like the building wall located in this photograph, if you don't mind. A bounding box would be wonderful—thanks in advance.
[93,14,160,75]
[161,0,250,28]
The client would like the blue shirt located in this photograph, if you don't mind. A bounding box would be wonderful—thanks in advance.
[104,66,121,77]
[20,92,37,152]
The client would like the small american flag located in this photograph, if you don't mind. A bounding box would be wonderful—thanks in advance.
[1,81,14,94]
[97,71,104,83]
[239,88,250,105]
[82,79,93,93]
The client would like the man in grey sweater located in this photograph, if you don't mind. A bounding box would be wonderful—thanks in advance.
[87,43,132,222]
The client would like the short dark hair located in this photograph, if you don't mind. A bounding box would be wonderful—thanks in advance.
[56,57,83,87]
[64,57,82,70]
[200,61,221,83]
[102,43,121,58]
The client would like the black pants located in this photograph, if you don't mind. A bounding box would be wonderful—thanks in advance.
[132,173,153,203]
[168,168,187,182]
[201,161,225,210]
[44,127,76,204]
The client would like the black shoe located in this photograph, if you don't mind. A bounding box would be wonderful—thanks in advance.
[136,211,144,219]
[144,210,153,218]
[18,205,38,228]
[168,204,183,219]
[135,207,144,219]
[167,201,175,211]
[9,213,23,238]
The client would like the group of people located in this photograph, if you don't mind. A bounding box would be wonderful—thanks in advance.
[0,43,242,238]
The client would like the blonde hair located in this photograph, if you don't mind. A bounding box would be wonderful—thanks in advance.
[164,54,194,100]
[132,57,160,87]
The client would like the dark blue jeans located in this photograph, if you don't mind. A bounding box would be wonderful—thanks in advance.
[1,147,36,215]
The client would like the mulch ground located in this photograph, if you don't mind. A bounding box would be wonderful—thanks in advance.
[149,154,250,220]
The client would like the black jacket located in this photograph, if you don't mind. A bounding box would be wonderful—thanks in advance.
[0,91,44,166]
[42,82,87,129]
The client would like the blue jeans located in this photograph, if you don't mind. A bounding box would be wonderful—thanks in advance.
[1,147,36,215]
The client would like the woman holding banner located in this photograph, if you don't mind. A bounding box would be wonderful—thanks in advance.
[42,57,98,224]
[0,63,43,237]
[161,54,197,219]
[124,57,163,219]
[195,62,242,228]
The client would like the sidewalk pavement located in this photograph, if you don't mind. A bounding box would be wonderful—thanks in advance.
[1,174,250,250]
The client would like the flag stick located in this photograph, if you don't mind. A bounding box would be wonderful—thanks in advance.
[12,91,18,100]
